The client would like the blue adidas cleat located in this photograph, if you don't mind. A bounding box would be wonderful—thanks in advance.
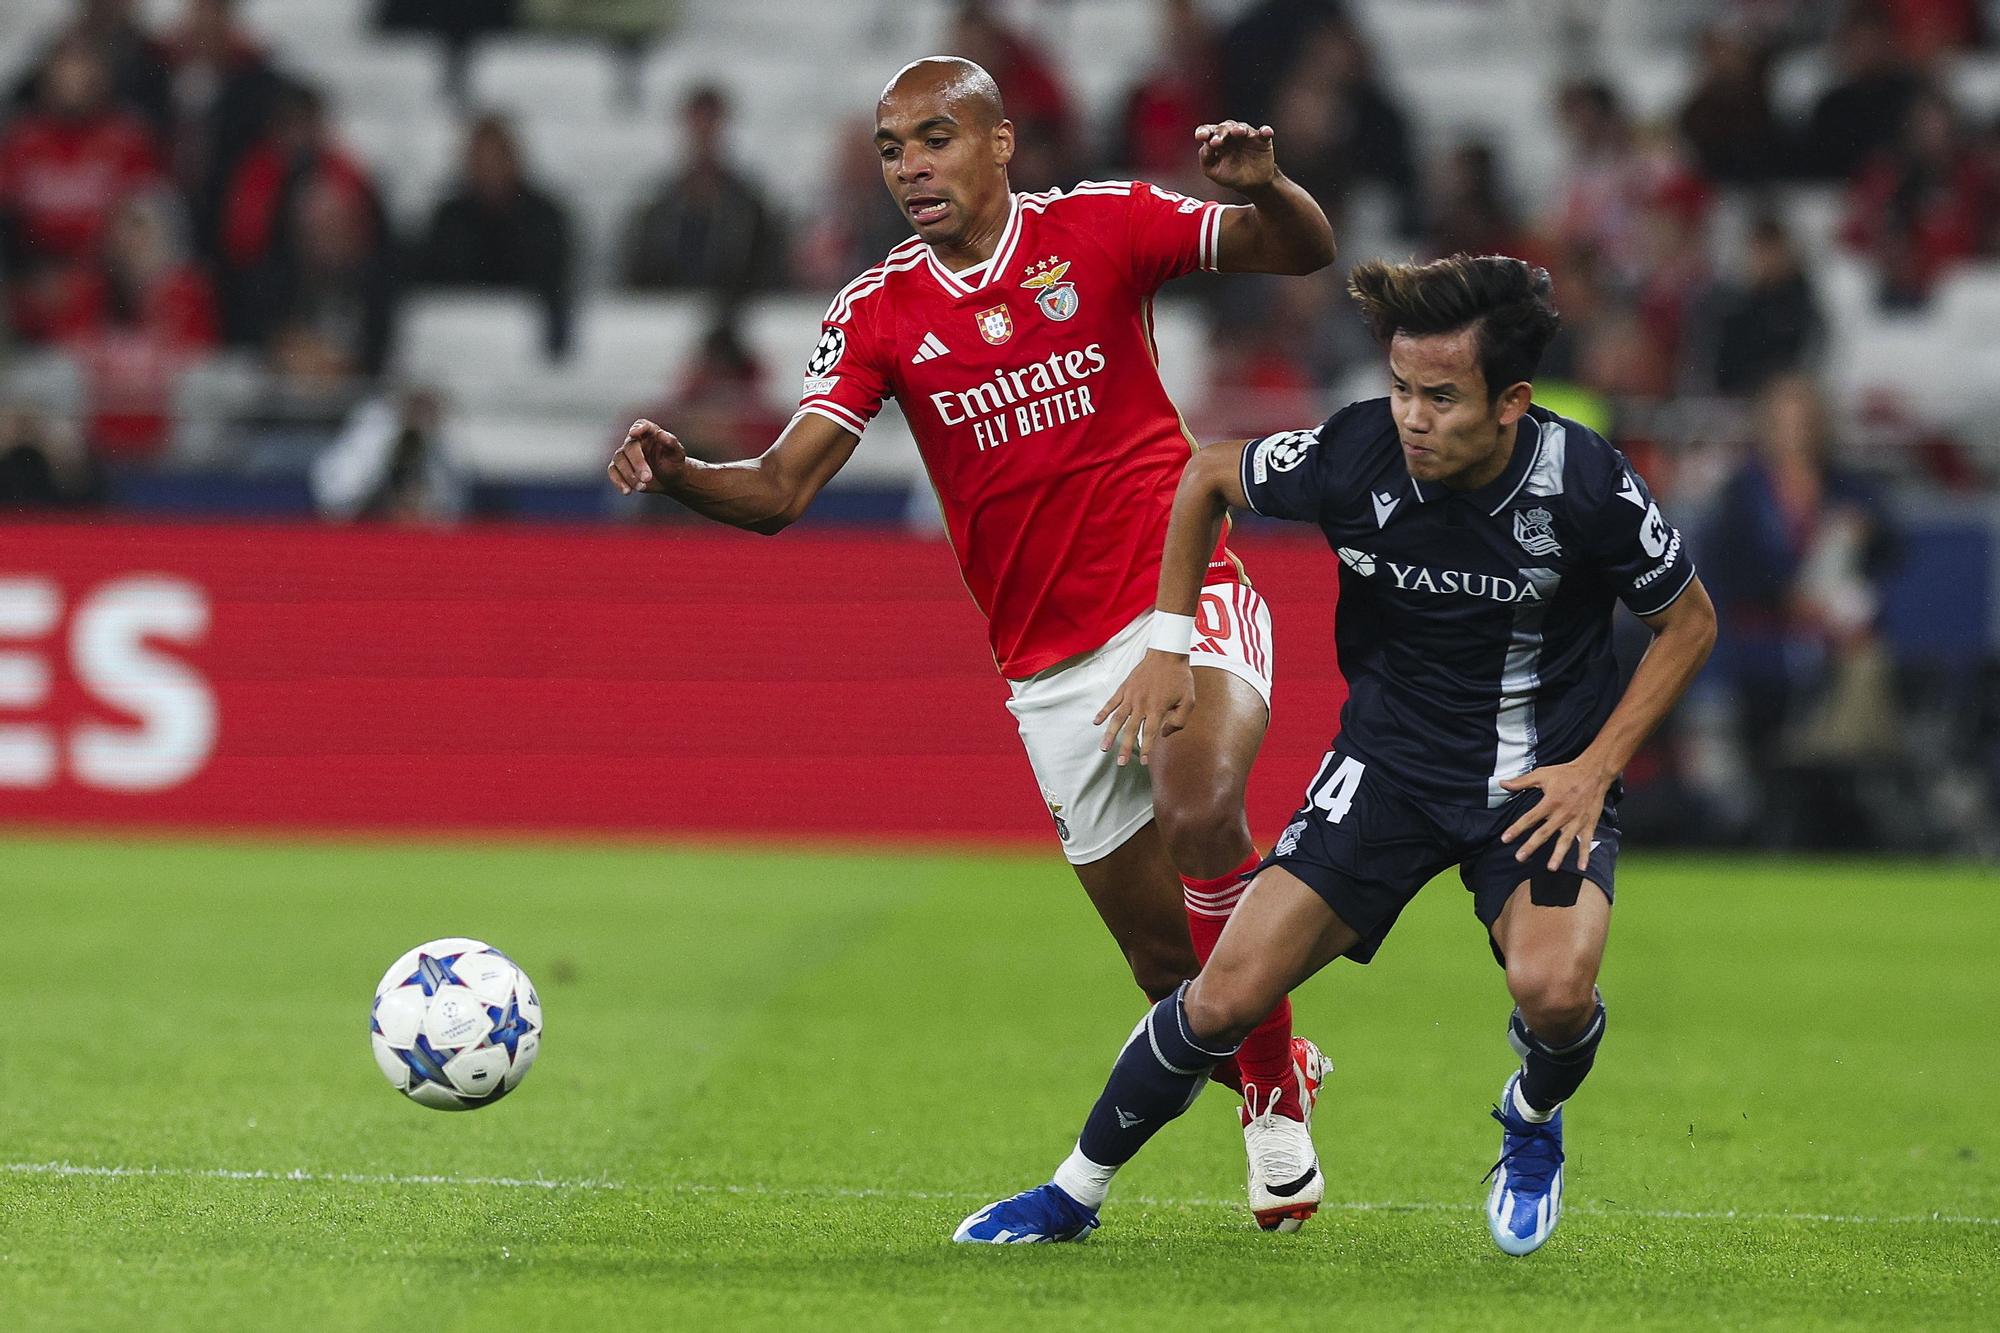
[1484,1071,1565,1256]
[953,1183,1100,1244]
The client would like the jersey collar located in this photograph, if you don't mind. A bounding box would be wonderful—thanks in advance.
[922,193,1024,299]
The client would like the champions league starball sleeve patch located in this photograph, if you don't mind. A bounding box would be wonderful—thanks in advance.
[806,325,845,375]
[803,326,847,397]
[796,309,889,437]
[1240,425,1329,521]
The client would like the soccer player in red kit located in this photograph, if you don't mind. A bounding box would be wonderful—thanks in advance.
[609,57,1338,1229]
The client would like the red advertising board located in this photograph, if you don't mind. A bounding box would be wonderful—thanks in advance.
[0,522,1345,847]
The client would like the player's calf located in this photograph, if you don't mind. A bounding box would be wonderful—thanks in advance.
[1183,957,1286,1052]
[1180,852,1301,1108]
[1507,993,1606,1117]
[955,982,1234,1242]
[1121,936,1201,1004]
[1484,994,1603,1255]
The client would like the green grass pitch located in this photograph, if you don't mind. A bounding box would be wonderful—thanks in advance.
[2,834,1995,1329]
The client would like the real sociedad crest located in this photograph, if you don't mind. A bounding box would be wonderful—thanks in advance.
[1513,506,1562,557]
[1021,258,1079,321]
[976,305,1013,344]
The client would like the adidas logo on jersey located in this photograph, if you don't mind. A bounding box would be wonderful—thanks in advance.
[911,332,950,363]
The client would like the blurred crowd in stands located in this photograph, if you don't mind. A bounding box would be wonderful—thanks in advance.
[0,0,1996,852]
[2,1,1998,477]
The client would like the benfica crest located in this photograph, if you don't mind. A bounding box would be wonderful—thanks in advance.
[1042,789,1071,842]
[975,305,1013,344]
[1021,258,1079,321]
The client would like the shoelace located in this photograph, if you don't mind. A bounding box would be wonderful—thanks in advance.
[1243,1080,1310,1180]
[1010,1184,1081,1222]
[1482,1103,1564,1187]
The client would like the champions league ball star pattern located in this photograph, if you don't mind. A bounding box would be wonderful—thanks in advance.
[370,937,542,1111]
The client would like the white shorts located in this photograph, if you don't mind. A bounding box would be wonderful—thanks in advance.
[1006,581,1274,865]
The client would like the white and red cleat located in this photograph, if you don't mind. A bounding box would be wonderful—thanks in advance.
[1241,1036,1330,1232]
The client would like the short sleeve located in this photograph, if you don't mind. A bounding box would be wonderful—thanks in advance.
[1589,459,1698,616]
[1238,422,1335,523]
[796,291,891,440]
[1122,180,1226,293]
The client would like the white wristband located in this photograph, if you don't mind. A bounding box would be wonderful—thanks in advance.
[1146,611,1197,656]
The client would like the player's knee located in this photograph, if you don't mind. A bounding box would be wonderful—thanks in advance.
[1507,958,1599,1038]
[1154,780,1251,875]
[1182,972,1263,1050]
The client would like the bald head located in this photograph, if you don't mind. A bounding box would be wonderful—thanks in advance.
[880,56,1005,130]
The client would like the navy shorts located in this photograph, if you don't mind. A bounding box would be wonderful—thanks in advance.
[1258,746,1619,965]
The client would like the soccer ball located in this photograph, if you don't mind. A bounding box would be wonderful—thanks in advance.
[370,937,542,1111]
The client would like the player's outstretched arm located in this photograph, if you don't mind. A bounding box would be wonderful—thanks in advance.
[1501,577,1719,870]
[606,412,859,535]
[1196,121,1336,276]
[1096,440,1252,766]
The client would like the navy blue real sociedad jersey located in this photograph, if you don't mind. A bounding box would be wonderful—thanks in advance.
[1241,398,1697,809]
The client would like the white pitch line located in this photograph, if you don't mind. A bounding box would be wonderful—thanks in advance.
[7,1162,1996,1229]
[2,1161,626,1192]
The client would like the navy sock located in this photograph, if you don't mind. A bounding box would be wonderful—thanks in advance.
[1077,984,1239,1168]
[1509,994,1606,1113]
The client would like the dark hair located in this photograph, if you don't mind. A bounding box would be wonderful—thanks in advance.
[1346,254,1562,400]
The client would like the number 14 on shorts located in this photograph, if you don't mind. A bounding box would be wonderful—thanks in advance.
[1307,754,1366,823]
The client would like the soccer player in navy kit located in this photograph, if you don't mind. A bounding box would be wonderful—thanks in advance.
[956,255,1717,1253]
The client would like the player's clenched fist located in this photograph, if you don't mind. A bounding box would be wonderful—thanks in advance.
[1195,120,1277,194]
[608,419,686,495]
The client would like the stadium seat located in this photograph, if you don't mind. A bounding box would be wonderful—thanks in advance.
[1057,0,1161,121]
[679,0,947,63]
[1812,251,1877,332]
[1771,50,1831,118]
[8,0,77,48]
[295,35,445,122]
[167,353,264,470]
[1778,184,1848,259]
[338,110,459,227]
[0,348,83,419]
[1946,53,2000,117]
[1360,0,1535,66]
[1612,49,1694,122]
[568,294,711,411]
[237,0,367,45]
[1825,316,1979,421]
[397,292,551,396]
[629,39,850,211]
[1932,265,2000,343]
[433,410,616,479]
[0,9,57,81]
[465,38,623,121]
[1400,65,1564,202]
[510,116,669,284]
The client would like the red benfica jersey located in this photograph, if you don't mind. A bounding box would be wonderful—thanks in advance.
[799,180,1238,679]
[0,112,160,264]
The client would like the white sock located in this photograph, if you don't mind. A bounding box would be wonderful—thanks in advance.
[1511,1076,1558,1125]
[1052,1144,1118,1210]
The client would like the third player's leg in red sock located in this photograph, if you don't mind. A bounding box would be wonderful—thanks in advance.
[1183,852,1302,1116]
